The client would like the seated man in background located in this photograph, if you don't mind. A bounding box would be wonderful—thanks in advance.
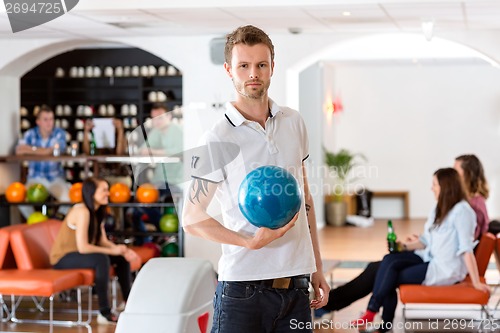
[129,103,183,244]
[16,104,70,219]
[139,102,183,197]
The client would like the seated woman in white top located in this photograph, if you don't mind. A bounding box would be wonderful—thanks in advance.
[351,168,490,333]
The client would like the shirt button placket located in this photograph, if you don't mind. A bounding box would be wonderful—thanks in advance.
[266,135,278,154]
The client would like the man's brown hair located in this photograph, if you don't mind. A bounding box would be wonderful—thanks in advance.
[455,154,489,199]
[433,168,467,227]
[224,25,275,65]
[35,104,53,119]
[151,102,168,113]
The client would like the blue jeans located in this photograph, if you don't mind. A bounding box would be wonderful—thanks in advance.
[211,280,312,333]
[368,251,428,325]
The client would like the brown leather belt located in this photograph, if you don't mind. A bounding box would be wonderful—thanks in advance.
[245,275,310,289]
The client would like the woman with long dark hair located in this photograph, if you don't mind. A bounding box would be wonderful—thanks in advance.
[454,154,489,239]
[351,168,490,332]
[316,155,490,320]
[50,177,135,324]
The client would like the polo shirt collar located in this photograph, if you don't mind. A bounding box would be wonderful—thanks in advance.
[224,99,280,127]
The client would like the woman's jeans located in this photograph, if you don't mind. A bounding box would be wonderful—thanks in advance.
[368,252,428,324]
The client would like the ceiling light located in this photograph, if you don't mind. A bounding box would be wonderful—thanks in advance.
[421,19,434,41]
[342,11,351,16]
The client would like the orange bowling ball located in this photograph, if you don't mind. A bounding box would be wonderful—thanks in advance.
[5,182,26,203]
[68,182,83,203]
[136,183,159,203]
[109,183,131,203]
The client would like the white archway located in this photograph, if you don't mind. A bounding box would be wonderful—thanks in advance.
[0,40,115,76]
[0,39,184,77]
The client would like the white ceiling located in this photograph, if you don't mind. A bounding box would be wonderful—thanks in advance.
[1,0,500,39]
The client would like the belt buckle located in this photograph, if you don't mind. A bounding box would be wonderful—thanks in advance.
[272,278,291,289]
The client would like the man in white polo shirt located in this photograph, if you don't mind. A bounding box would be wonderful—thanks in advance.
[182,25,329,332]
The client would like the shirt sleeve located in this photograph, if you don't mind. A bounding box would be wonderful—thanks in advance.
[22,129,35,145]
[55,128,67,150]
[473,206,485,240]
[189,132,239,183]
[172,126,183,154]
[419,209,435,247]
[469,196,489,240]
[298,114,309,162]
[453,202,477,256]
[141,129,160,150]
[165,125,183,155]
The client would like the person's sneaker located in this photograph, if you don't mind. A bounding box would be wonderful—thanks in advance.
[350,310,376,327]
[97,312,118,325]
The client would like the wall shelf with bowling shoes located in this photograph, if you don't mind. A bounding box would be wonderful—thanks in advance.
[19,47,183,184]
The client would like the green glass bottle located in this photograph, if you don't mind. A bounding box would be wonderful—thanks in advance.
[387,220,398,253]
[89,131,97,156]
[163,206,176,215]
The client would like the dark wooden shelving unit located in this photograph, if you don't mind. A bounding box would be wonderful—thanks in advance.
[20,47,183,149]
[15,47,185,257]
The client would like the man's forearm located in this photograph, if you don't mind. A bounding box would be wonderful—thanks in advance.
[307,199,323,271]
[183,216,250,247]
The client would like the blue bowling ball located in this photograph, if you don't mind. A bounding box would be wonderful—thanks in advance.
[238,165,302,229]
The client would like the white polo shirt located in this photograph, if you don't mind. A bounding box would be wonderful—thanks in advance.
[190,99,317,281]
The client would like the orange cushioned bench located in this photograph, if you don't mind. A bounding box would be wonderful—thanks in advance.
[29,219,156,312]
[129,245,156,266]
[11,218,138,314]
[4,218,157,320]
[0,222,92,333]
[399,233,496,326]
[9,218,154,280]
[10,219,95,285]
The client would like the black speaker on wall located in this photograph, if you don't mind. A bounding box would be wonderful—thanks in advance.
[210,37,225,65]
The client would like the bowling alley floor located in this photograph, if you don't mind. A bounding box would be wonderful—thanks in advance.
[0,219,498,333]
